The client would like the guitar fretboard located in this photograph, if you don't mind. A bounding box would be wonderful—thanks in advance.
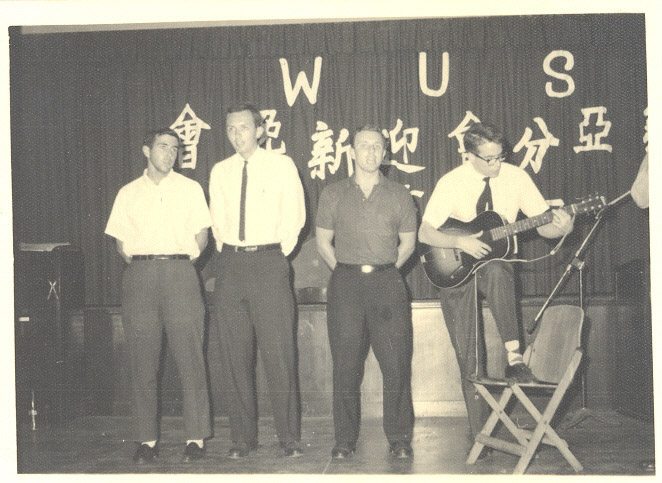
[488,205,577,241]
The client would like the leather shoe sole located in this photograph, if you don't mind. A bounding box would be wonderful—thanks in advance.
[228,441,258,459]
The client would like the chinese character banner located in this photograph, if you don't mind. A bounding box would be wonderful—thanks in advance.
[10,14,648,304]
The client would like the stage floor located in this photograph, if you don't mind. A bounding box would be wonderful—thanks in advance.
[15,412,655,475]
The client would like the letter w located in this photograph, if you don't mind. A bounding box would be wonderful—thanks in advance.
[279,57,323,106]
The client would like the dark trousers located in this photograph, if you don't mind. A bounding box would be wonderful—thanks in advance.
[213,249,300,444]
[121,259,211,443]
[439,260,519,439]
[327,265,414,445]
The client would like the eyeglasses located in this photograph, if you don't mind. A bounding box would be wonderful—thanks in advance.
[472,152,506,165]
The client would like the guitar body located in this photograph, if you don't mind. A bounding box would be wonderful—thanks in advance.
[420,211,511,289]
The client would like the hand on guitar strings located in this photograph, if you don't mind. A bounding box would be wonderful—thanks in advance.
[551,209,575,236]
[457,231,492,259]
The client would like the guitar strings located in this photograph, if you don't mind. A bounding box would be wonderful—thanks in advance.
[474,229,569,268]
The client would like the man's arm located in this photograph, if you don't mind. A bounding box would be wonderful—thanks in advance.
[193,227,209,262]
[116,239,132,264]
[316,227,337,270]
[536,209,574,239]
[280,159,307,256]
[395,231,416,268]
[631,154,649,209]
[418,220,491,259]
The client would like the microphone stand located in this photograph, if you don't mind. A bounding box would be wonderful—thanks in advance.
[529,191,631,429]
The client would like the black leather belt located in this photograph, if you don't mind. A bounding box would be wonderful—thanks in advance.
[132,254,190,260]
[336,262,394,273]
[223,243,281,253]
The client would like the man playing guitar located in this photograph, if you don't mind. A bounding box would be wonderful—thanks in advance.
[418,123,574,450]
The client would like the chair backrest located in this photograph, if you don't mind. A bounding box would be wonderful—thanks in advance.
[523,305,584,383]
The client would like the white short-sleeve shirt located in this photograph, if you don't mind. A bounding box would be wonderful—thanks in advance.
[422,161,550,229]
[105,170,211,258]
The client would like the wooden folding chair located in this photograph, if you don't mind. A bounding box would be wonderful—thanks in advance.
[466,304,584,474]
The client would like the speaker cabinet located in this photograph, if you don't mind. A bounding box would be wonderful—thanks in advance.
[14,245,84,426]
[611,259,653,421]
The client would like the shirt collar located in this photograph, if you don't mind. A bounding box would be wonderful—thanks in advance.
[349,171,385,188]
[141,168,175,187]
[466,161,491,182]
[236,146,264,164]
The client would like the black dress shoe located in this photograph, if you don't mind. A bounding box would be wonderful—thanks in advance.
[389,441,413,459]
[228,441,258,459]
[331,442,356,459]
[133,443,158,464]
[182,442,205,462]
[281,441,304,457]
[505,362,539,384]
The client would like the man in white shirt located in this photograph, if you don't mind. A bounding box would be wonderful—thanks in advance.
[418,123,574,452]
[631,153,649,209]
[105,128,212,464]
[209,104,306,458]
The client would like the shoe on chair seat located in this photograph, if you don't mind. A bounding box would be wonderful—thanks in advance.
[505,362,539,384]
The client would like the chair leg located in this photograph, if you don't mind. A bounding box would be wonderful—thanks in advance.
[473,384,531,447]
[511,358,584,473]
[467,387,513,464]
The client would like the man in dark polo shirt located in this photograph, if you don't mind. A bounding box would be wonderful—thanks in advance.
[316,125,417,459]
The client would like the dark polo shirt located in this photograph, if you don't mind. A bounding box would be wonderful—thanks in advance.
[316,173,417,265]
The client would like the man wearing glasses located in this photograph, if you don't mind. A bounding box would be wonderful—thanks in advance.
[418,123,574,453]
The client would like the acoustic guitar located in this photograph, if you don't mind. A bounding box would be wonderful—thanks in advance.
[419,195,606,289]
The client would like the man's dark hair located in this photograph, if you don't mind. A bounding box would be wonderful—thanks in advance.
[463,123,506,154]
[143,128,181,149]
[227,103,264,128]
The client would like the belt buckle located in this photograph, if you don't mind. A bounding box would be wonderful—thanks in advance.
[244,245,258,252]
[361,265,375,274]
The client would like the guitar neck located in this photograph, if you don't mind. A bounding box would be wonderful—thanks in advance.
[489,205,575,240]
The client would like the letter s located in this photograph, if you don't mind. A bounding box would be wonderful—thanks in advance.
[544,50,575,98]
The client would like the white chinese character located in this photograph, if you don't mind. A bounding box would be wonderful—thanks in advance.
[383,119,419,165]
[448,111,481,154]
[514,117,560,173]
[260,109,286,154]
[308,121,335,180]
[382,119,425,197]
[331,128,352,177]
[170,104,211,170]
[382,119,425,175]
[573,106,612,153]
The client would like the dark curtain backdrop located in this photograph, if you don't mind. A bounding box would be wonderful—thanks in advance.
[10,14,649,306]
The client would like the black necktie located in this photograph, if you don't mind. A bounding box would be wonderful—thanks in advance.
[476,177,493,214]
[239,160,247,241]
